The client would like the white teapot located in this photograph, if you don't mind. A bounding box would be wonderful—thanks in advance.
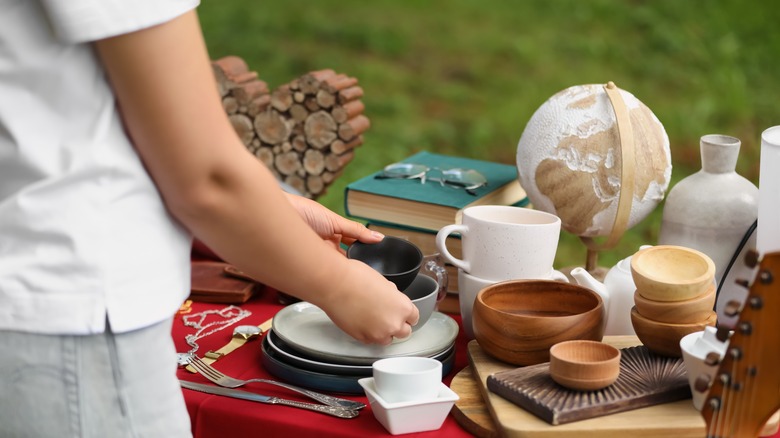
[570,246,651,336]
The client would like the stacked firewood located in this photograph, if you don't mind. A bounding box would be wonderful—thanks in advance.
[211,56,369,199]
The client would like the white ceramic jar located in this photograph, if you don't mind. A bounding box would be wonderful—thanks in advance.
[659,134,758,286]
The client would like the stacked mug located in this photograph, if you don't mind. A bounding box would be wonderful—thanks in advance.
[629,245,718,357]
[435,205,568,339]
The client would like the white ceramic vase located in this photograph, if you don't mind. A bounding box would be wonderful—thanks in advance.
[659,134,759,286]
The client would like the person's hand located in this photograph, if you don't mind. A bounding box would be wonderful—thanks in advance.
[319,259,420,345]
[285,193,383,252]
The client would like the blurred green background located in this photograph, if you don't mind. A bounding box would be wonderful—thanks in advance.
[198,0,779,270]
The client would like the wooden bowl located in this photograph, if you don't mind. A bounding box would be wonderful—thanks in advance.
[630,245,715,302]
[630,306,717,357]
[634,283,716,324]
[472,280,605,366]
[549,340,621,391]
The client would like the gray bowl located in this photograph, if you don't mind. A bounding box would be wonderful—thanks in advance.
[403,274,439,331]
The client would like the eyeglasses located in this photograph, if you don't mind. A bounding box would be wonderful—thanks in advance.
[374,163,487,196]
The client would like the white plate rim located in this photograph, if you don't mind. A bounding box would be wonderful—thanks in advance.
[271,302,459,365]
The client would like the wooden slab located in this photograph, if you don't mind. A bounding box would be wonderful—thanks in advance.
[468,337,708,437]
[488,345,691,425]
[450,367,498,438]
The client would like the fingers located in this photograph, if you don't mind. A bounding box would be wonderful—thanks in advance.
[407,303,420,328]
[334,218,384,243]
[361,305,417,345]
[289,192,384,245]
[391,325,413,344]
[385,305,419,345]
[373,322,414,346]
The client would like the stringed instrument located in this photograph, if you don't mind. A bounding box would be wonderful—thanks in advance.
[700,249,780,437]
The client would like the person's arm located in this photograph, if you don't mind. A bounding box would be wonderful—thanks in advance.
[94,10,418,344]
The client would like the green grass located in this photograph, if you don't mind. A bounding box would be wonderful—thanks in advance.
[198,0,779,269]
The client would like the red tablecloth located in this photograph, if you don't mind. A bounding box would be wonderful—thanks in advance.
[173,287,473,438]
[180,242,780,437]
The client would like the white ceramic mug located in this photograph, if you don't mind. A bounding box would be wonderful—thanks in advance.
[436,205,564,282]
[679,326,728,411]
[372,357,442,403]
[458,270,499,340]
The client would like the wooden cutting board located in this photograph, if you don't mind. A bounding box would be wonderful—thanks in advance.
[450,367,498,438]
[467,337,708,437]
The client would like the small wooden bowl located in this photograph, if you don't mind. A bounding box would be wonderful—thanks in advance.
[549,340,621,391]
[631,245,715,302]
[634,283,716,324]
[472,280,605,366]
[630,306,717,357]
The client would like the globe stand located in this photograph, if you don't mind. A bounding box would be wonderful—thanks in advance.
[576,81,636,279]
[585,248,604,275]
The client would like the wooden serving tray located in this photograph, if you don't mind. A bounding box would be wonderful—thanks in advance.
[467,337,708,437]
[487,345,690,425]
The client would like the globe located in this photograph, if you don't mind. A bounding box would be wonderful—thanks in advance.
[516,82,672,249]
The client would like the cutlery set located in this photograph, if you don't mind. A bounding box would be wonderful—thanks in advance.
[180,355,364,419]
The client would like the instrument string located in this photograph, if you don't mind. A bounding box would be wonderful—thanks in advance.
[705,253,780,437]
[743,271,767,436]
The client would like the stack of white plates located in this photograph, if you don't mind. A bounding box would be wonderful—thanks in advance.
[261,302,459,394]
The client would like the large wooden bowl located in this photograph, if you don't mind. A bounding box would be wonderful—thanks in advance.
[472,280,605,366]
[634,283,716,324]
[630,245,715,302]
[630,306,717,357]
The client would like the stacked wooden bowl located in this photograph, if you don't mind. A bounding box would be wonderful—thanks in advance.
[629,245,717,357]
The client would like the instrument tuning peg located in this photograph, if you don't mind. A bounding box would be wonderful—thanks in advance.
[723,299,742,317]
[734,278,750,288]
[758,268,774,285]
[704,351,722,366]
[744,248,760,268]
[694,374,712,393]
[716,327,731,342]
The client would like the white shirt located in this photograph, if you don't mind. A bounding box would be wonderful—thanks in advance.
[0,0,199,334]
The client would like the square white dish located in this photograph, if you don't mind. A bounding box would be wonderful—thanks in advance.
[358,377,459,435]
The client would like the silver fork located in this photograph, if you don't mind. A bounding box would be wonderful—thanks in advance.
[188,356,366,410]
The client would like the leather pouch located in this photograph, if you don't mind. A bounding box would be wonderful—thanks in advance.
[189,261,261,304]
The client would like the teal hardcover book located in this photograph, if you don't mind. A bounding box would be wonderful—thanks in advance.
[344,151,529,232]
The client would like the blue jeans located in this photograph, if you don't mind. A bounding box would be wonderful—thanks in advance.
[0,318,191,438]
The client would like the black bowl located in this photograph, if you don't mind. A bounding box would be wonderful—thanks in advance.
[347,236,423,291]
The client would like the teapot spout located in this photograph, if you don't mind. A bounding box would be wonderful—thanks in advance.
[570,267,610,304]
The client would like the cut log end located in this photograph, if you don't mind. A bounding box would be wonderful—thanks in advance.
[254,109,292,145]
[304,111,338,149]
[338,115,371,141]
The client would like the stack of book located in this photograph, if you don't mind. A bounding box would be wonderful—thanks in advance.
[344,151,529,313]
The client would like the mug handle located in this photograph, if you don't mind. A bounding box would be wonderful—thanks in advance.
[436,224,469,272]
[422,254,449,302]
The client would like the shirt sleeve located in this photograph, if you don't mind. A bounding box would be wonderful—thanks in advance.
[38,0,200,43]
